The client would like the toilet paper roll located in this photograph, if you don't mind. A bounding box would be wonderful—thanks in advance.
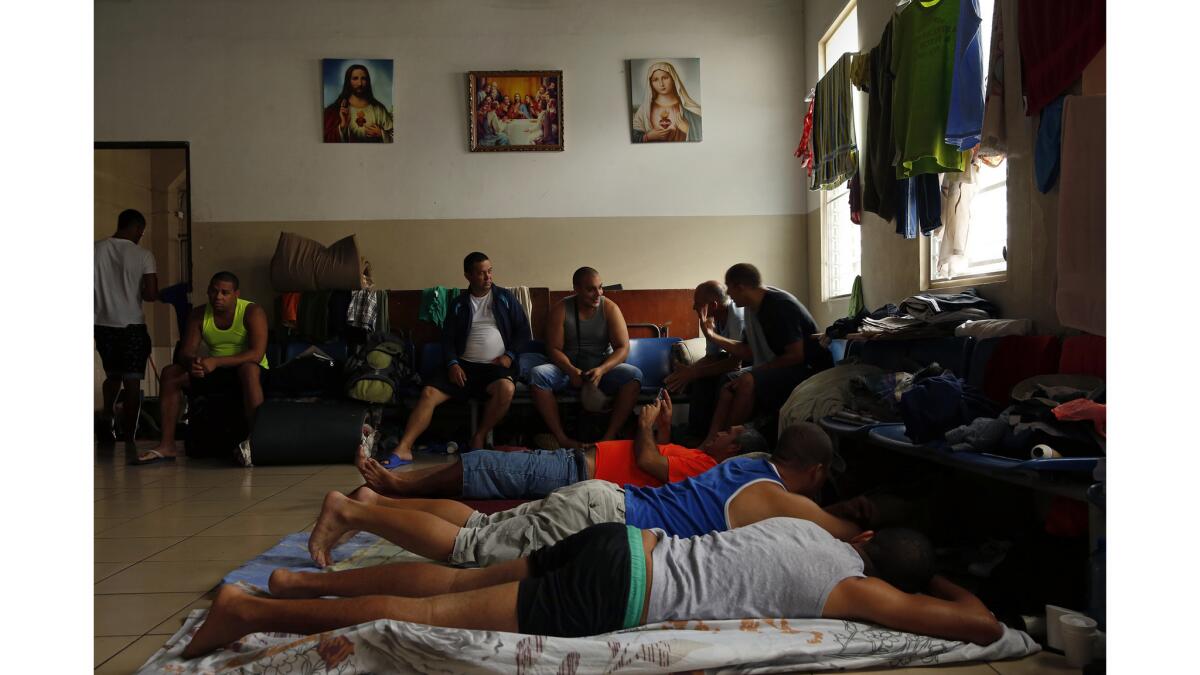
[1031,444,1062,459]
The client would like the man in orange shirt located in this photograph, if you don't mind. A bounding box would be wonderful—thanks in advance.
[355,392,768,499]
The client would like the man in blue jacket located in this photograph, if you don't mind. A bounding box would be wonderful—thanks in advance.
[383,252,531,466]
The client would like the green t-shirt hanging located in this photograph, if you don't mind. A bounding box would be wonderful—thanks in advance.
[890,0,967,178]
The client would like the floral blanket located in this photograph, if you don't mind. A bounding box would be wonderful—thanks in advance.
[134,532,1039,673]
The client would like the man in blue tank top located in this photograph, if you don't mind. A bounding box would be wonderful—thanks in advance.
[184,520,1005,658]
[135,271,269,465]
[306,423,861,568]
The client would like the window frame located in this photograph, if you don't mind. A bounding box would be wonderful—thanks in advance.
[818,0,860,302]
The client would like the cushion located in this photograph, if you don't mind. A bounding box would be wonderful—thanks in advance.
[672,337,707,367]
[269,232,371,291]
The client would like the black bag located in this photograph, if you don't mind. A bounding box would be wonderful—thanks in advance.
[247,400,371,465]
[344,332,419,404]
[265,352,341,397]
[184,391,248,459]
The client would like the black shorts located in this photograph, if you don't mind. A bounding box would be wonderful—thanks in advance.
[427,360,515,400]
[517,522,635,637]
[188,364,266,398]
[726,364,815,414]
[94,324,151,379]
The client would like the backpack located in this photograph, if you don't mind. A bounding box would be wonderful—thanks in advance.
[344,332,419,404]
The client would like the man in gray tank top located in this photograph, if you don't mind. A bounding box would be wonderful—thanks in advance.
[183,518,1005,658]
[524,267,643,448]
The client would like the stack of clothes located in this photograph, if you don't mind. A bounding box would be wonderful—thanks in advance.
[826,288,998,341]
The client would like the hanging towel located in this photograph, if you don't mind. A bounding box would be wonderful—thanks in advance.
[811,53,858,190]
[1018,0,1105,116]
[419,286,458,327]
[847,275,865,318]
[1055,95,1105,336]
[280,292,301,327]
[347,289,380,331]
[794,97,816,180]
[511,286,534,331]
[978,0,1010,161]
[936,158,979,278]
[945,0,985,150]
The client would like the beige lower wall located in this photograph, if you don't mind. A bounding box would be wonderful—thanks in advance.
[193,215,810,310]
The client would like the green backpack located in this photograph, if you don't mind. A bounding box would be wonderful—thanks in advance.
[344,333,418,404]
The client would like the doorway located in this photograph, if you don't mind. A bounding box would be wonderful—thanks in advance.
[94,141,192,406]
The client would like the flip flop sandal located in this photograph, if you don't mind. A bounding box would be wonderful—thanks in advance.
[130,449,177,466]
[377,454,413,470]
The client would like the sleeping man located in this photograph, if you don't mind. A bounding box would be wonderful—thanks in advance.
[355,392,768,499]
[306,422,847,568]
[182,518,1004,658]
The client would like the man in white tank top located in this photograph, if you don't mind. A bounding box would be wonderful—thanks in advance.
[182,519,1005,659]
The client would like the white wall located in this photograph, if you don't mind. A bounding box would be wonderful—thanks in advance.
[95,0,810,223]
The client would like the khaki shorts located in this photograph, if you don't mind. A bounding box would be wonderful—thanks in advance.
[450,480,626,567]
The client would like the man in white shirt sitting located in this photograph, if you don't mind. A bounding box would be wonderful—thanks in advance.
[94,209,158,449]
[381,252,532,466]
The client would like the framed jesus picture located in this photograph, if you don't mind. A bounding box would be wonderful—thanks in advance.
[468,70,563,152]
[628,58,702,143]
[322,59,395,143]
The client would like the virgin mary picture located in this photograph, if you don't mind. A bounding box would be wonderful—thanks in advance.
[629,58,702,143]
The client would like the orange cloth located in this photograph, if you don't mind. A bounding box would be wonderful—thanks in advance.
[281,292,301,326]
[592,441,717,488]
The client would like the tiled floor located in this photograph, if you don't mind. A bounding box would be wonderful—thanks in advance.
[94,444,1077,673]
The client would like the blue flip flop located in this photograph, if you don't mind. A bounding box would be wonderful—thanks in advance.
[377,454,413,470]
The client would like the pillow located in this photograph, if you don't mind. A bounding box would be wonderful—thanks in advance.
[672,337,707,368]
[270,232,372,291]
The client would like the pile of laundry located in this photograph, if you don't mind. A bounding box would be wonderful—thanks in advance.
[824,288,1000,341]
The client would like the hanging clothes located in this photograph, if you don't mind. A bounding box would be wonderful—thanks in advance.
[849,53,870,90]
[296,291,332,343]
[862,21,898,222]
[978,0,1009,162]
[936,158,978,278]
[418,286,458,326]
[1018,0,1105,116]
[1034,95,1066,193]
[794,97,816,179]
[347,289,380,332]
[945,0,985,150]
[895,174,941,239]
[848,173,862,224]
[847,275,865,318]
[1055,95,1105,336]
[811,52,859,190]
[890,0,968,178]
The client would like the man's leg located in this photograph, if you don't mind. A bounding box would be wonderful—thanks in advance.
[182,581,520,659]
[270,557,530,599]
[686,376,720,441]
[308,491,468,566]
[345,485,476,524]
[470,378,515,450]
[724,372,756,427]
[394,386,452,462]
[355,457,464,498]
[118,377,143,442]
[703,380,736,447]
[99,376,122,443]
[529,364,580,448]
[598,364,643,441]
[140,364,189,460]
[237,363,265,429]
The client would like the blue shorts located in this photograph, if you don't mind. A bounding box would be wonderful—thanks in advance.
[523,355,642,394]
[461,448,586,500]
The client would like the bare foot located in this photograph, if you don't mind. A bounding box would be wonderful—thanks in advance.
[181,585,255,659]
[356,458,401,494]
[138,443,177,462]
[308,491,353,568]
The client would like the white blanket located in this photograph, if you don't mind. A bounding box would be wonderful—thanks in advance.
[137,609,1038,674]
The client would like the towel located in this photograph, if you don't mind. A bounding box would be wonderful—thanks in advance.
[1055,95,1105,335]
[346,289,379,331]
[811,53,858,190]
[418,286,457,326]
[511,285,534,330]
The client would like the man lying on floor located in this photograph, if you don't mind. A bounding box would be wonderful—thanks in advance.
[357,393,769,500]
[182,517,1004,658]
[309,422,854,567]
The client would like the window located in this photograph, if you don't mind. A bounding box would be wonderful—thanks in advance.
[819,1,860,300]
[928,0,1007,283]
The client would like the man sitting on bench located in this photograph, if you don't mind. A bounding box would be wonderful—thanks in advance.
[381,252,531,467]
[183,518,1003,658]
[357,391,767,499]
[136,271,268,465]
[525,266,642,448]
[307,422,843,568]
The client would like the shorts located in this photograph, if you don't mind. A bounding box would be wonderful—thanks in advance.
[725,364,814,414]
[461,448,586,500]
[188,363,266,398]
[517,523,647,636]
[451,479,626,567]
[427,360,515,400]
[94,324,151,379]
[527,357,643,395]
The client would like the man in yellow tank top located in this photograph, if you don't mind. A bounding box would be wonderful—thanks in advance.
[134,272,269,464]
